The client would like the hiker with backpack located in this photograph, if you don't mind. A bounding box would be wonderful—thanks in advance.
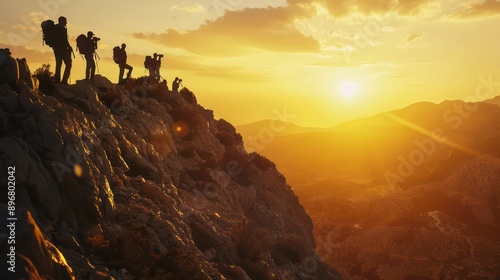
[144,53,163,83]
[77,31,99,80]
[42,16,73,84]
[113,43,132,84]
[153,53,163,82]
[172,77,182,92]
[144,55,156,83]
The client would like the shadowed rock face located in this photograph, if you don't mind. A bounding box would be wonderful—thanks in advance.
[0,68,341,279]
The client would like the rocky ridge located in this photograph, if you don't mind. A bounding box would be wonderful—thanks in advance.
[0,65,341,280]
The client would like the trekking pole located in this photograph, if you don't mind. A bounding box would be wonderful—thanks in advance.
[94,51,100,60]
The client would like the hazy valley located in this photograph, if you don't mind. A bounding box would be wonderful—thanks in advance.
[237,99,500,279]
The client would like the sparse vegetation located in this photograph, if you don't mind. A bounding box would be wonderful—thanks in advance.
[170,103,206,130]
[33,63,53,93]
[101,87,124,111]
[249,152,276,171]
[180,87,197,104]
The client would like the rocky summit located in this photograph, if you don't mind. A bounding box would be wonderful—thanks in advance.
[0,64,341,280]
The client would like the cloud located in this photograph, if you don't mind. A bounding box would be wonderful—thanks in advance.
[133,0,440,57]
[288,0,437,17]
[132,6,320,56]
[193,67,272,82]
[170,3,205,13]
[310,62,363,68]
[12,11,48,32]
[103,53,270,82]
[401,32,425,46]
[0,42,53,63]
[451,0,500,19]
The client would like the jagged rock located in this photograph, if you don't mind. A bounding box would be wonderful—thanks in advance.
[0,136,62,221]
[0,67,341,279]
[94,75,113,91]
[0,50,19,87]
[89,266,113,280]
[0,206,74,280]
[0,84,21,112]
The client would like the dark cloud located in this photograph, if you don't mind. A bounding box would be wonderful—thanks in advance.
[401,32,425,46]
[132,1,442,57]
[451,0,500,19]
[132,6,320,57]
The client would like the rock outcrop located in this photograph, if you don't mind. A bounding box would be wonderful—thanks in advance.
[0,67,341,279]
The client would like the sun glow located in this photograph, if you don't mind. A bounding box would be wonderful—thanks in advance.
[339,81,359,99]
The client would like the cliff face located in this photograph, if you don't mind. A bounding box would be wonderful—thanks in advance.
[0,70,341,279]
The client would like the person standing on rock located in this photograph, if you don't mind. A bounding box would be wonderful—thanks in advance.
[116,43,132,84]
[52,16,73,84]
[172,77,182,92]
[83,31,98,80]
[153,53,163,82]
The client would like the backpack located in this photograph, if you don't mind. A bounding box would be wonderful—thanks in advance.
[113,46,122,64]
[144,56,153,69]
[76,34,94,55]
[0,49,20,87]
[41,20,56,47]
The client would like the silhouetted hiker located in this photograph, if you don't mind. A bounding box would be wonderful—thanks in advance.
[172,77,182,92]
[113,43,132,84]
[76,31,99,80]
[144,55,155,83]
[51,16,73,84]
[144,53,163,83]
[172,77,178,92]
[153,53,163,82]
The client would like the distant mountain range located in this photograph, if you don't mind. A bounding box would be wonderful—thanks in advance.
[237,97,500,279]
[236,120,329,138]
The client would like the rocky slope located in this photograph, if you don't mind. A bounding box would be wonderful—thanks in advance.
[0,65,341,279]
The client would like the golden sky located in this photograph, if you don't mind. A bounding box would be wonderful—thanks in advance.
[1,0,500,127]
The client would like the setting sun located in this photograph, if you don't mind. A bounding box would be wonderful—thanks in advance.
[339,81,359,99]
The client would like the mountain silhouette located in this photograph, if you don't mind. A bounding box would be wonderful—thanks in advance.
[245,99,500,279]
[0,61,341,280]
[236,120,328,140]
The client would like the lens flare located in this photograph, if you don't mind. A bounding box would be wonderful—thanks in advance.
[172,121,190,138]
[74,164,83,177]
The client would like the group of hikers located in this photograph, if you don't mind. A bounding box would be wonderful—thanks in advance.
[40,16,183,91]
